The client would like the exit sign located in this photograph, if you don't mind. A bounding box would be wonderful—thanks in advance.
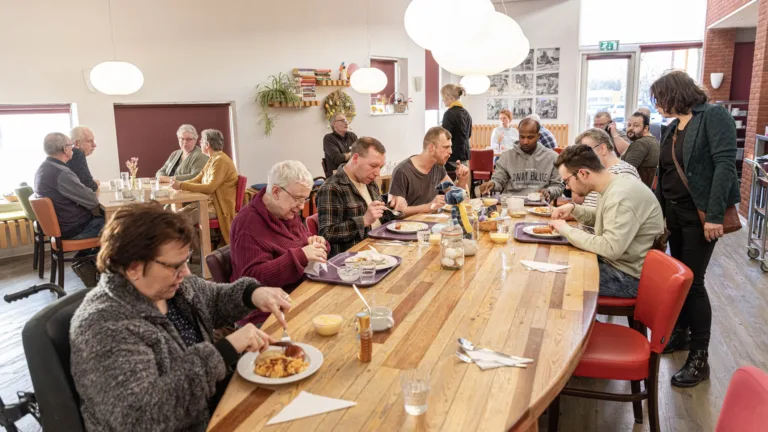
[599,40,620,51]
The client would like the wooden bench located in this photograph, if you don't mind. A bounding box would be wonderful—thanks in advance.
[470,123,569,149]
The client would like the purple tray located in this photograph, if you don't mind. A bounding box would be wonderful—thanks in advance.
[305,252,402,287]
[367,221,437,241]
[513,222,570,245]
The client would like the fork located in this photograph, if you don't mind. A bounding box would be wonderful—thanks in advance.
[280,311,291,343]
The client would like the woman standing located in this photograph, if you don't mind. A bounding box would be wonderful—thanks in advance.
[651,70,740,388]
[440,84,473,178]
[490,109,519,153]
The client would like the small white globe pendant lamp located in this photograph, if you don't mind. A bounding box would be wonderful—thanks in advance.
[90,61,144,95]
[350,67,388,94]
[460,75,491,95]
[405,0,494,52]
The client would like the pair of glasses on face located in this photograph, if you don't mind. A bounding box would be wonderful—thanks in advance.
[334,119,349,124]
[154,250,193,276]
[279,186,310,205]
[562,171,579,187]
[179,137,196,142]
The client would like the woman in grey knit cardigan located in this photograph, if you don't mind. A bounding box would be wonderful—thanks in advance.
[70,204,292,431]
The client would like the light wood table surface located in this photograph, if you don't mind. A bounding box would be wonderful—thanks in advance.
[209,213,598,431]
[375,174,392,194]
[96,187,213,278]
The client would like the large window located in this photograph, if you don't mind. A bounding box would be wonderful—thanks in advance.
[0,105,72,194]
[637,46,702,120]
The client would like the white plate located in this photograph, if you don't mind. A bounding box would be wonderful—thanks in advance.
[522,225,562,238]
[237,343,323,385]
[344,253,398,270]
[386,221,429,234]
[527,207,552,217]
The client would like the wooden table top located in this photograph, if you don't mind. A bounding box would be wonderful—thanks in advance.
[209,214,598,432]
[96,187,209,213]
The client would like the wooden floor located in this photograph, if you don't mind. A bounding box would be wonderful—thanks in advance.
[0,229,765,431]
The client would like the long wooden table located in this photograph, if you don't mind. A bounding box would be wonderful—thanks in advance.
[96,187,212,278]
[209,213,598,431]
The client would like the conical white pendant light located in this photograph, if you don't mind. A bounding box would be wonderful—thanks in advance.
[90,0,144,95]
[350,0,387,94]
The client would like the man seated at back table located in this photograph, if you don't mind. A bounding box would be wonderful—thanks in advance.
[323,114,358,178]
[548,145,664,298]
[316,137,403,257]
[478,118,564,202]
[388,126,470,216]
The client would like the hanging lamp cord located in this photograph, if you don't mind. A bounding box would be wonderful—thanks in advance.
[108,0,117,60]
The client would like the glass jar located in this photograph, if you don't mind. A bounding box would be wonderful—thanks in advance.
[440,226,465,270]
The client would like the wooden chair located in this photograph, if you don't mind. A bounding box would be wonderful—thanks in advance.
[29,197,99,288]
[549,250,693,431]
[15,185,47,278]
[205,245,232,283]
[210,175,248,230]
[716,366,768,431]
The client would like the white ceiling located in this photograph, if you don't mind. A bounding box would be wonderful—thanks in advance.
[708,0,759,29]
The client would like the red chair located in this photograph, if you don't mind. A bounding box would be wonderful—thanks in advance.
[553,147,563,154]
[716,366,768,431]
[469,149,494,182]
[549,250,694,432]
[306,214,319,236]
[210,175,247,230]
[597,296,643,335]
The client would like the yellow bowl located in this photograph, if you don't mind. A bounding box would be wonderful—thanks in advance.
[312,314,343,336]
[490,232,510,244]
[429,234,442,245]
[482,198,498,207]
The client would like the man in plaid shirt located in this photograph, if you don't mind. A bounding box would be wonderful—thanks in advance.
[526,114,557,149]
[316,137,404,256]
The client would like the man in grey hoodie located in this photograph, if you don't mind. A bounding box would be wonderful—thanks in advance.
[478,118,564,201]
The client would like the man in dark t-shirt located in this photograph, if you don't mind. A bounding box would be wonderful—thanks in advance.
[388,126,469,216]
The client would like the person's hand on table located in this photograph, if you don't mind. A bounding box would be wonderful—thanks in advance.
[225,323,275,353]
[551,203,575,220]
[158,175,172,183]
[539,188,551,203]
[703,222,724,242]
[307,235,326,247]
[549,219,569,232]
[364,200,386,226]
[251,287,292,329]
[169,179,182,190]
[455,162,470,186]
[388,195,408,212]
[430,194,446,211]
[302,243,327,263]
[478,181,495,196]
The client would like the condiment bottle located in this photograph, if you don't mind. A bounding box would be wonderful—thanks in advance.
[356,311,372,362]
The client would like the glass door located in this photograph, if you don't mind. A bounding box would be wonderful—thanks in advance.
[579,53,636,134]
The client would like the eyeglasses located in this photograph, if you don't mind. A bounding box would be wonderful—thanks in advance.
[334,119,349,124]
[279,186,310,204]
[178,137,196,142]
[562,171,578,187]
[154,251,193,276]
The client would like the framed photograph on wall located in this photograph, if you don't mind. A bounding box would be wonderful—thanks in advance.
[510,49,534,72]
[488,73,510,96]
[536,48,560,71]
[486,97,509,120]
[536,72,559,96]
[509,73,533,96]
[512,98,534,118]
[536,97,558,120]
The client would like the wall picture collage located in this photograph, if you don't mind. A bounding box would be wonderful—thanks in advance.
[486,47,559,121]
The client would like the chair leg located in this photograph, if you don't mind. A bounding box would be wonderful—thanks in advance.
[50,247,57,284]
[648,354,661,432]
[547,395,560,431]
[57,249,65,288]
[32,235,39,270]
[630,380,643,424]
[38,234,46,279]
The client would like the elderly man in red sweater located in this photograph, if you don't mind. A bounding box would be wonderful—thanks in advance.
[230,161,328,296]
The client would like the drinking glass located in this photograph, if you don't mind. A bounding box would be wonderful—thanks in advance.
[109,179,119,191]
[498,245,516,270]
[136,178,145,190]
[401,369,430,416]
[417,229,430,247]
[360,262,377,284]
[120,172,129,184]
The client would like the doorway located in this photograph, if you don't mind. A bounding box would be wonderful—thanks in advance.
[579,53,636,134]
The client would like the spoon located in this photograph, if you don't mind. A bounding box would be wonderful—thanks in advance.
[455,350,527,368]
[458,338,533,364]
[352,284,372,314]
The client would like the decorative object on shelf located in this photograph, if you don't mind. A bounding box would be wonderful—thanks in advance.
[292,68,317,101]
[255,73,302,136]
[125,157,139,189]
[338,62,348,81]
[710,73,724,89]
[90,0,144,95]
[388,93,411,114]
[269,100,320,108]
[316,80,350,87]
[405,0,494,53]
[324,89,356,123]
[347,63,360,79]
[460,75,491,95]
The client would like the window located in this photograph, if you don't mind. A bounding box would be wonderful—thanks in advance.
[0,105,72,194]
[637,45,702,121]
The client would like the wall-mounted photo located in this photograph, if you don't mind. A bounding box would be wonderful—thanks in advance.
[536,72,559,95]
[488,73,510,96]
[510,49,534,72]
[537,97,558,120]
[486,97,510,120]
[512,98,534,118]
[509,74,533,96]
[536,48,560,71]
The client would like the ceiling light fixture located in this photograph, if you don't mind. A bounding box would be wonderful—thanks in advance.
[89,0,144,95]
[350,0,388,94]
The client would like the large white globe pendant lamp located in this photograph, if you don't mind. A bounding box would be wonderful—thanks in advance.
[350,67,388,94]
[404,0,494,51]
[460,75,491,95]
[432,11,530,76]
[90,61,144,95]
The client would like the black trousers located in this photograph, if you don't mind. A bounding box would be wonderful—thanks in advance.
[666,199,718,351]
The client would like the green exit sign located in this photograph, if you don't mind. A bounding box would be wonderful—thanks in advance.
[599,40,620,51]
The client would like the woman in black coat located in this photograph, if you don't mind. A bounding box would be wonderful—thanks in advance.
[440,84,473,178]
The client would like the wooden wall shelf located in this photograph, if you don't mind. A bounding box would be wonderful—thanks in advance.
[316,80,350,87]
[267,100,320,108]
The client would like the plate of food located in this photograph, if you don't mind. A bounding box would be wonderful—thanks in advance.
[386,221,429,234]
[527,207,552,216]
[344,249,398,270]
[523,225,562,238]
[237,342,323,385]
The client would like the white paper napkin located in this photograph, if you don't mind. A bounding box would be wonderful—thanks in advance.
[520,260,570,273]
[303,261,328,276]
[464,349,528,370]
[266,391,356,425]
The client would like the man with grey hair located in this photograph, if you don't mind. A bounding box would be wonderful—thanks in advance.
[34,132,103,240]
[593,111,630,155]
[67,126,99,191]
[525,114,557,149]
[322,114,358,177]
[230,160,329,296]
[156,124,209,183]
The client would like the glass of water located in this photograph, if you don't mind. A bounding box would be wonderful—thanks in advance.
[417,229,430,247]
[401,369,430,416]
[360,262,377,284]
[120,172,129,184]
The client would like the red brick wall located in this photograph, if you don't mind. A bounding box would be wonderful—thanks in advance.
[706,0,752,27]
[702,29,737,101]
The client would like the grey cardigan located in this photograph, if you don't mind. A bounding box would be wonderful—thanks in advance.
[156,146,209,181]
[70,273,259,432]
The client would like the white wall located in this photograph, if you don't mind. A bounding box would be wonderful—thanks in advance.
[462,0,581,145]
[0,0,426,183]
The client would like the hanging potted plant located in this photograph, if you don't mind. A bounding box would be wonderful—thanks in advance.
[255,73,301,136]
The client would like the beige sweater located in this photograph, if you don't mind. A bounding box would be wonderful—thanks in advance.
[560,175,664,278]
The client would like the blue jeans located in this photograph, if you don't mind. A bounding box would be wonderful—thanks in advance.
[598,258,639,298]
[70,217,105,240]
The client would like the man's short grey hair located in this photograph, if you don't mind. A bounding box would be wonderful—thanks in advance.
[526,113,542,123]
[43,132,71,156]
[70,126,92,143]
[575,128,614,151]
[176,124,198,139]
[594,111,612,121]
[330,113,345,126]
[636,107,651,117]
[201,129,225,151]
[267,160,314,191]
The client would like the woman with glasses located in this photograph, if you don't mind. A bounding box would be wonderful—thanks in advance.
[156,124,209,183]
[171,129,238,245]
[70,204,292,431]
[230,161,328,313]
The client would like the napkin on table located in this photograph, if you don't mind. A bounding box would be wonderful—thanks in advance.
[463,349,531,370]
[266,391,356,425]
[519,260,570,273]
[303,261,328,276]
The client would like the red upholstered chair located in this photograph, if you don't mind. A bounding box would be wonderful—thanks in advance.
[716,366,768,431]
[209,175,248,230]
[549,250,694,432]
[469,149,494,182]
[306,213,319,236]
[553,147,563,154]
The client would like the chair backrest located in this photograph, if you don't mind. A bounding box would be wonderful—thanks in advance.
[716,366,768,431]
[14,185,37,222]
[205,245,232,283]
[553,147,563,154]
[469,149,495,172]
[235,175,248,212]
[22,286,90,432]
[306,213,319,236]
[29,196,62,238]
[634,250,694,353]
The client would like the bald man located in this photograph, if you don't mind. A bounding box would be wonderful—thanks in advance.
[67,126,99,191]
